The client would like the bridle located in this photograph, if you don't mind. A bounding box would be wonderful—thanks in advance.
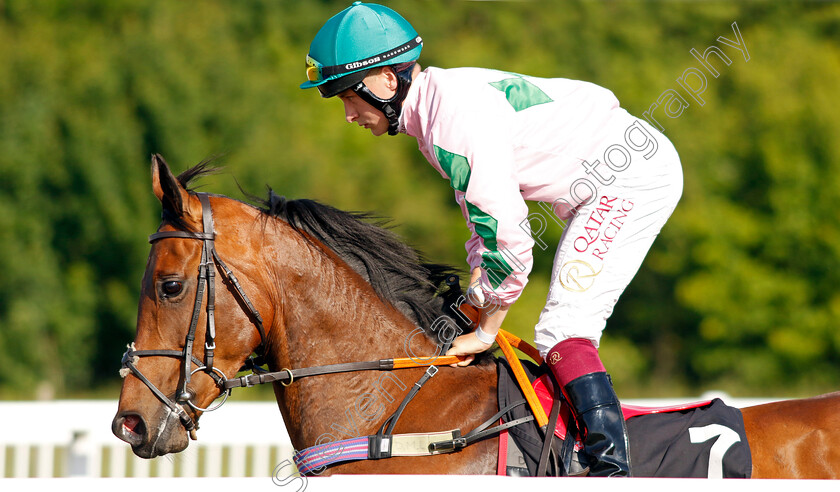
[120,193,267,437]
[119,191,468,444]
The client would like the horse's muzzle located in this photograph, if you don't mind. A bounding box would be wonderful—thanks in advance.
[112,409,189,458]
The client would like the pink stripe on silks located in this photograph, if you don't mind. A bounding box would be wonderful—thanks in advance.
[545,338,606,387]
[294,437,369,474]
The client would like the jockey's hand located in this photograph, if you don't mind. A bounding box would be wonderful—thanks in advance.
[445,304,510,367]
[445,332,493,367]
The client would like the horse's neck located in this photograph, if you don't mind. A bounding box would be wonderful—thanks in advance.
[263,228,441,448]
[273,238,433,365]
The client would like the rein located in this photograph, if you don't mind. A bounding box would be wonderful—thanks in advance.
[226,355,468,389]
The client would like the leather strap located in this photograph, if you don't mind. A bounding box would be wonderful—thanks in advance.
[211,250,267,351]
[495,331,548,428]
[224,355,467,389]
[537,376,562,476]
[199,194,217,373]
[498,330,543,366]
[149,231,215,241]
[381,335,455,437]
[120,349,196,432]
[124,349,224,386]
[427,400,533,452]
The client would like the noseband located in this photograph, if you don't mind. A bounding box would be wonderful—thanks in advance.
[120,193,267,436]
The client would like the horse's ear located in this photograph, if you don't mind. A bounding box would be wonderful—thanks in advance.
[151,154,195,220]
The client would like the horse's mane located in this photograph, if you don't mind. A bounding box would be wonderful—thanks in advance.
[176,163,465,337]
[264,192,462,331]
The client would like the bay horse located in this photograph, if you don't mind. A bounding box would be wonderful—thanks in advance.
[113,155,840,478]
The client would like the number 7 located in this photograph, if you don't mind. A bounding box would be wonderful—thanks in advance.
[689,424,741,478]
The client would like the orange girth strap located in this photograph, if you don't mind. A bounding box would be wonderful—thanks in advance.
[495,329,549,428]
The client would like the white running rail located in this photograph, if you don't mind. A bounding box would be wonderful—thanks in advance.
[0,400,294,478]
[1,394,775,478]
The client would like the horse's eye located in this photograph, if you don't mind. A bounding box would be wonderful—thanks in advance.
[161,281,183,296]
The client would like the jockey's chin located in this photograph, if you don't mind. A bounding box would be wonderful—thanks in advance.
[357,111,390,136]
[369,121,389,136]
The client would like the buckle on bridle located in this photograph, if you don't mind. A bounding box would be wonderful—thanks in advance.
[185,365,231,412]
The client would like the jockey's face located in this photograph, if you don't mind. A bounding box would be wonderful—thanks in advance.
[337,67,397,137]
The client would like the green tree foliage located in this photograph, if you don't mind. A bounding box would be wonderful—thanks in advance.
[0,0,837,398]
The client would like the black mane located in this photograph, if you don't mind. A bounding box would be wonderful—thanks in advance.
[260,190,460,332]
[176,164,466,335]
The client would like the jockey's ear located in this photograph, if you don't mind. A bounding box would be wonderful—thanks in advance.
[151,153,200,224]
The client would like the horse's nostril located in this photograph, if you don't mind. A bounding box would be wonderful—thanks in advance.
[116,413,146,446]
[123,414,145,436]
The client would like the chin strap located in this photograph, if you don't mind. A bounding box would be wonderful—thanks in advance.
[352,63,416,136]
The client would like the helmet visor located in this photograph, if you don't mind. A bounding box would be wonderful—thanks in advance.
[316,69,368,98]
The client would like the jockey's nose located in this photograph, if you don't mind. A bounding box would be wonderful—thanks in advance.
[343,100,358,123]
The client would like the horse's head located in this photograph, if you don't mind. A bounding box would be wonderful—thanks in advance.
[112,155,270,458]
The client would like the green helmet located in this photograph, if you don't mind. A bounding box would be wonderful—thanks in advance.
[300,1,422,99]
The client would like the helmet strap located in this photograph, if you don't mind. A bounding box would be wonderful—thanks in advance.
[352,63,416,136]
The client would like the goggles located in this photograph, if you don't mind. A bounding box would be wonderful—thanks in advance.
[304,36,422,83]
[305,55,326,83]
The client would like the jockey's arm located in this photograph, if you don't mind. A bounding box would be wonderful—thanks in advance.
[445,268,510,367]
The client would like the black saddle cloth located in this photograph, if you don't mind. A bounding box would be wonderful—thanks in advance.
[496,357,752,478]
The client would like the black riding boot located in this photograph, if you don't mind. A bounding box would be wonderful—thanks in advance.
[564,371,631,477]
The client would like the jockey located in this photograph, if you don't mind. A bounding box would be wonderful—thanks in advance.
[301,2,683,477]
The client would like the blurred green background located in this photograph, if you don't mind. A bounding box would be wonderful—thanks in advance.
[0,0,838,400]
